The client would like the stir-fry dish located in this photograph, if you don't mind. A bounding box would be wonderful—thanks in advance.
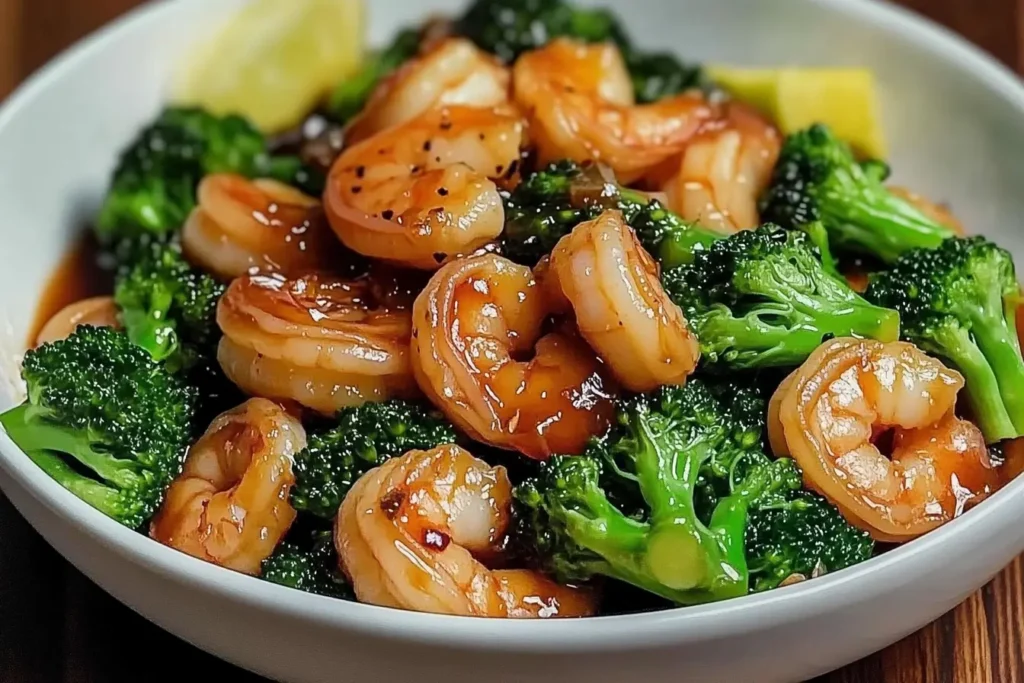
[5,0,1024,619]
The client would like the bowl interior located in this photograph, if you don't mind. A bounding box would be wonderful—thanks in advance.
[3,0,1024,647]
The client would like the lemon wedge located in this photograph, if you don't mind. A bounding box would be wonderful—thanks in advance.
[173,0,366,133]
[706,66,887,159]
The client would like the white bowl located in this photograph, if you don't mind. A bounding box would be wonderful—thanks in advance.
[3,1,1024,681]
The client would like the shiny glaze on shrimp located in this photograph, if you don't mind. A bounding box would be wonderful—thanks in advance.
[35,296,119,347]
[661,102,781,232]
[513,38,719,184]
[770,338,997,541]
[181,174,342,280]
[325,106,526,269]
[546,210,699,392]
[346,38,511,145]
[336,444,597,617]
[411,253,614,459]
[150,398,306,574]
[217,271,417,415]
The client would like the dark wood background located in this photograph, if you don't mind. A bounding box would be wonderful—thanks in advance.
[1,1,1023,681]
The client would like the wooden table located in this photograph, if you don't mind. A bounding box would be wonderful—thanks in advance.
[1,1,1023,681]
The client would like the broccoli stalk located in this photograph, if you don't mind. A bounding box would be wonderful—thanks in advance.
[0,326,195,528]
[327,29,422,123]
[503,160,720,267]
[760,124,956,263]
[291,400,457,519]
[867,236,1024,442]
[662,224,900,369]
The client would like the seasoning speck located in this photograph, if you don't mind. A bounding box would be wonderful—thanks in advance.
[437,187,449,196]
[382,209,395,220]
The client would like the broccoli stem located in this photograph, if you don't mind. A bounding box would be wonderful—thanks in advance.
[822,192,953,263]
[968,311,1024,436]
[24,449,123,514]
[617,187,722,268]
[942,333,1018,441]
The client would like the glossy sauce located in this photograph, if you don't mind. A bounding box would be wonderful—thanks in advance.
[28,234,113,347]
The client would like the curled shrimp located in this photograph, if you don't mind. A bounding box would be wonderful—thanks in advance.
[181,174,343,279]
[35,296,119,347]
[546,210,699,392]
[336,444,597,617]
[411,253,614,459]
[217,271,417,415]
[346,38,511,145]
[513,38,719,184]
[770,338,998,541]
[325,106,526,270]
[150,398,306,574]
[660,102,781,232]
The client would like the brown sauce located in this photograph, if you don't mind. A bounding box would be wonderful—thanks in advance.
[27,233,113,347]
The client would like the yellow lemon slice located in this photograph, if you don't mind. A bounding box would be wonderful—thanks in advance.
[173,0,366,133]
[706,66,887,159]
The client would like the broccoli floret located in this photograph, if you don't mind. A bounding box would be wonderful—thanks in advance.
[262,528,352,599]
[866,236,1024,442]
[291,400,457,519]
[327,28,421,123]
[662,224,900,369]
[0,326,195,528]
[624,51,706,103]
[96,107,320,259]
[114,242,224,373]
[760,124,955,263]
[745,491,874,592]
[502,161,720,267]
[515,380,796,604]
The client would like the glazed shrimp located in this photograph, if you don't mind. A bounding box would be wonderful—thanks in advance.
[325,106,526,269]
[513,38,720,184]
[411,253,614,459]
[336,444,597,617]
[150,398,305,574]
[217,271,417,415]
[346,38,511,145]
[770,338,998,541]
[546,210,699,392]
[35,296,119,347]
[661,102,781,232]
[181,174,343,279]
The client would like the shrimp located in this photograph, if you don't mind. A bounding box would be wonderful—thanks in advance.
[216,271,417,415]
[410,253,614,459]
[346,38,511,145]
[181,174,343,280]
[336,444,596,617]
[513,38,720,184]
[770,337,998,541]
[325,106,526,270]
[35,296,119,347]
[660,102,781,232]
[546,210,699,392]
[150,398,306,574]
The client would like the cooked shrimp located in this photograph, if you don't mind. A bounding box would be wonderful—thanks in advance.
[661,102,781,232]
[325,106,526,270]
[35,296,119,347]
[513,38,719,184]
[771,337,998,541]
[217,272,417,415]
[547,210,699,392]
[411,253,614,459]
[346,38,511,145]
[889,186,965,235]
[181,174,343,279]
[150,398,306,574]
[336,444,597,617]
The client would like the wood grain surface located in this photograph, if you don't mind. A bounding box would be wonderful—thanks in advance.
[1,1,1023,682]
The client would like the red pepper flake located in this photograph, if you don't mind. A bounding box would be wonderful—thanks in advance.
[379,489,405,520]
[422,528,451,551]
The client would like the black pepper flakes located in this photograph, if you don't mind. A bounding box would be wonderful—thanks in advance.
[433,252,447,263]
[440,120,453,131]
[437,187,449,196]
[355,166,366,178]
[351,186,362,194]
[423,140,433,152]
[495,165,504,175]
[381,209,395,220]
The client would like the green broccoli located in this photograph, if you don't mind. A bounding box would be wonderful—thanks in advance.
[0,326,195,529]
[96,107,321,259]
[866,236,1024,442]
[625,51,706,103]
[662,224,900,369]
[745,491,874,592]
[502,160,720,267]
[327,28,422,123]
[760,124,956,263]
[114,242,224,373]
[262,528,352,599]
[291,400,457,519]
